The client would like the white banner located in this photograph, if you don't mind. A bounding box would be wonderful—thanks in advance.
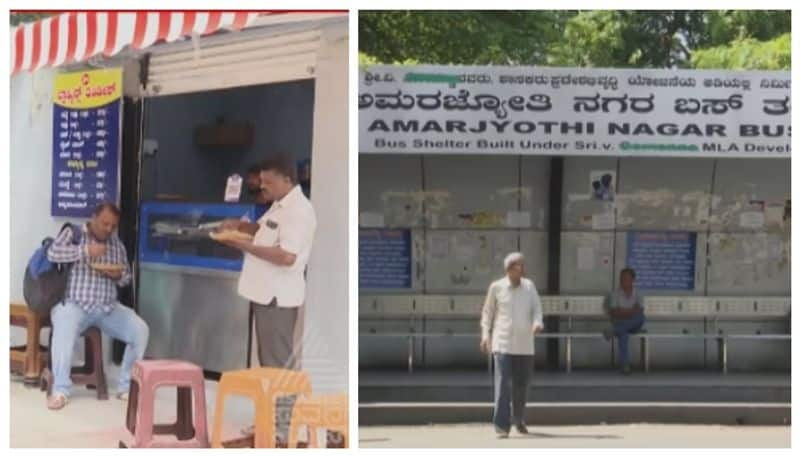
[359,65,790,157]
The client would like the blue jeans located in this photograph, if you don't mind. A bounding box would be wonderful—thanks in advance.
[493,353,533,432]
[50,300,149,396]
[612,313,645,367]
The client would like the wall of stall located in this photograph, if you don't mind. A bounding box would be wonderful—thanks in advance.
[142,79,315,202]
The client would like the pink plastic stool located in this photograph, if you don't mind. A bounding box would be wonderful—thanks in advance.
[120,360,209,448]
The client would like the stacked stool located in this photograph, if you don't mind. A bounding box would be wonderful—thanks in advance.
[289,393,349,448]
[211,367,312,448]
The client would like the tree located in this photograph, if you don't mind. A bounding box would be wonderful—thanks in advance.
[547,10,791,68]
[359,10,576,65]
[360,10,791,70]
[547,11,710,68]
[703,10,791,46]
[692,33,790,70]
[690,11,791,70]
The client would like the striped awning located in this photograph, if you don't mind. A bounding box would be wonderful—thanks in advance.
[10,11,267,75]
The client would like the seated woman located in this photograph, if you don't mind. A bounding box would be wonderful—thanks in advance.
[604,268,645,375]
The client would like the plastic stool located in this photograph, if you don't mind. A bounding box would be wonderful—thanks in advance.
[211,367,311,448]
[288,393,348,448]
[40,326,108,400]
[10,303,50,385]
[121,360,209,448]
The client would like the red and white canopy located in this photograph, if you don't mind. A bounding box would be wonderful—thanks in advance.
[10,11,267,74]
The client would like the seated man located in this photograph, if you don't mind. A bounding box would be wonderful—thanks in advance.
[46,203,149,410]
[603,268,645,375]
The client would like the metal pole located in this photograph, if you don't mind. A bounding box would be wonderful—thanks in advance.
[722,336,728,374]
[567,316,573,372]
[407,335,414,373]
[566,336,572,373]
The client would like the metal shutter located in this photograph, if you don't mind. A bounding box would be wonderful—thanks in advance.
[143,24,320,97]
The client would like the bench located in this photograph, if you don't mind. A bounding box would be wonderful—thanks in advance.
[359,295,790,373]
[359,331,791,374]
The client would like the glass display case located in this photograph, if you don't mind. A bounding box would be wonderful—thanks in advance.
[139,201,261,271]
[137,201,262,373]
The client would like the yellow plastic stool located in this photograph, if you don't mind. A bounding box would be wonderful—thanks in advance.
[288,393,348,448]
[211,367,311,448]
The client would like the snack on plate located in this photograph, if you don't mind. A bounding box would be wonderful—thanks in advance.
[90,263,126,271]
[209,230,254,242]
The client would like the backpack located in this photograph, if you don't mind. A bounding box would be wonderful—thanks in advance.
[23,223,83,313]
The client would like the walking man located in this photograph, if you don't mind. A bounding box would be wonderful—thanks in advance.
[480,252,543,438]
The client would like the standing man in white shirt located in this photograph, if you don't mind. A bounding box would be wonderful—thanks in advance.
[480,252,544,438]
[221,156,317,369]
[219,156,316,446]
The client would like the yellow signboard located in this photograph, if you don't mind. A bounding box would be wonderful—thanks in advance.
[53,68,122,109]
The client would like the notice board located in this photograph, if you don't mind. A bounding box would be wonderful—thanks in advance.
[51,68,122,217]
[626,231,697,290]
[359,229,412,289]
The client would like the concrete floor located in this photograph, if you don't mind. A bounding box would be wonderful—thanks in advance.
[360,369,792,387]
[360,369,791,404]
[9,367,258,448]
[359,423,791,448]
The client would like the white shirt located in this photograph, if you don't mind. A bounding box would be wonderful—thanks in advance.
[480,276,544,355]
[238,185,317,308]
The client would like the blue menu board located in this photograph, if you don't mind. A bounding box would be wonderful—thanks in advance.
[359,229,412,289]
[51,69,122,217]
[626,231,697,290]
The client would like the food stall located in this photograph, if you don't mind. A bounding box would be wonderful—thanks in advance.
[10,12,349,388]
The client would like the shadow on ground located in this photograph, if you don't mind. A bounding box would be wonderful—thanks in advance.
[513,431,620,440]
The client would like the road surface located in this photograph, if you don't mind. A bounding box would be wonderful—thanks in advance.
[359,423,790,448]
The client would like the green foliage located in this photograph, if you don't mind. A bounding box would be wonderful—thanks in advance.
[359,10,575,65]
[360,10,791,70]
[692,33,790,70]
[547,11,710,68]
[704,10,791,45]
[359,52,379,68]
[358,51,417,68]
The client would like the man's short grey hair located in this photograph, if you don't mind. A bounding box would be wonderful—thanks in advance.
[504,252,525,270]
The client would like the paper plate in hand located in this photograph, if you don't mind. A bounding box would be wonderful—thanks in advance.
[91,263,125,272]
[209,230,254,242]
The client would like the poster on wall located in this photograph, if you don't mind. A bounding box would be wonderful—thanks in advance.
[51,68,122,218]
[626,231,697,290]
[590,170,616,201]
[359,229,412,289]
[360,65,790,157]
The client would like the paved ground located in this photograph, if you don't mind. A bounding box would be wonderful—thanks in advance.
[360,370,791,388]
[9,369,257,448]
[359,423,791,448]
